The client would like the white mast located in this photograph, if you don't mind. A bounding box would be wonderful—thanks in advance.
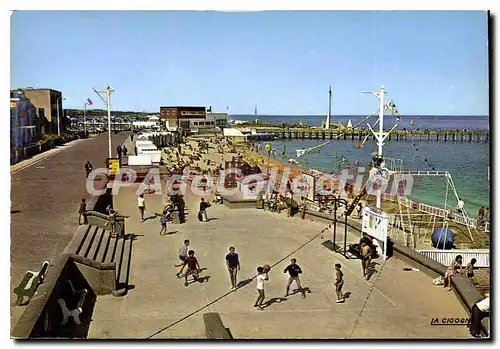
[325,86,332,129]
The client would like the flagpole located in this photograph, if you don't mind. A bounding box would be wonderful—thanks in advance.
[84,102,88,136]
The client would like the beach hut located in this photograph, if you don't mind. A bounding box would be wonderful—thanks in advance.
[223,128,247,143]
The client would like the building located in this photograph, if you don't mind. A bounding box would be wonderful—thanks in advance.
[160,106,206,131]
[160,106,228,132]
[10,90,41,149]
[19,88,65,135]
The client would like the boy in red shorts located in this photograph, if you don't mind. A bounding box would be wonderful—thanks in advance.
[179,250,201,287]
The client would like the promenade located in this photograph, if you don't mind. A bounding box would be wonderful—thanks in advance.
[10,133,128,330]
[88,182,471,339]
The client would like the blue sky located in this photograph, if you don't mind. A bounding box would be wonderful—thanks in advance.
[11,11,488,115]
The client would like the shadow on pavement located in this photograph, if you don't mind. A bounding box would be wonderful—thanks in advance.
[261,297,287,309]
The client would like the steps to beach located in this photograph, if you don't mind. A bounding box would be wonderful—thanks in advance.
[64,224,133,296]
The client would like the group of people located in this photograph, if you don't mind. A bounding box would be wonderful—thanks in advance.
[173,240,347,310]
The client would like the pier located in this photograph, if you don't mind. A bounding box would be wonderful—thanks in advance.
[245,127,490,143]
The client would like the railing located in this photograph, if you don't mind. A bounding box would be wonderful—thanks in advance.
[416,249,490,268]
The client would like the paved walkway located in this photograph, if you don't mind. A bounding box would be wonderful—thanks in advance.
[10,132,129,330]
[88,184,471,339]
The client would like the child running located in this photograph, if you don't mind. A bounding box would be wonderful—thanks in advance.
[254,267,269,310]
[178,250,201,287]
[335,263,345,303]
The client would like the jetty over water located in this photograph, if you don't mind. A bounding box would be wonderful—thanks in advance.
[245,127,490,143]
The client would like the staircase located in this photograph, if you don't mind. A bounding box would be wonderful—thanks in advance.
[64,224,133,296]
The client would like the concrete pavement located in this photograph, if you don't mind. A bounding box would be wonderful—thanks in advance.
[10,132,129,330]
[88,184,471,339]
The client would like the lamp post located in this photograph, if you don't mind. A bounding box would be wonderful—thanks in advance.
[93,86,114,158]
[56,96,66,136]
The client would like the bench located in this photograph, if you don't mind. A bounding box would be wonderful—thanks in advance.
[203,313,232,339]
[13,260,50,306]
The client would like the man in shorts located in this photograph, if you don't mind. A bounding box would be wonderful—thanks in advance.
[175,240,190,276]
[283,258,306,298]
[179,250,201,287]
[225,246,240,289]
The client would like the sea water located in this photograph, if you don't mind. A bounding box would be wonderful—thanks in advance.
[233,115,490,215]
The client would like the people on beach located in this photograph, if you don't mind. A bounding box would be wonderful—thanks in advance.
[283,258,306,298]
[198,198,210,222]
[85,161,93,178]
[159,212,169,235]
[225,246,240,289]
[254,267,269,310]
[466,258,477,283]
[444,255,463,291]
[178,250,201,287]
[335,263,345,303]
[78,198,87,225]
[469,296,490,338]
[138,194,146,222]
[175,239,190,275]
[360,242,371,277]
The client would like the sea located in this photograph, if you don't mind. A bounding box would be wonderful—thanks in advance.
[231,114,490,215]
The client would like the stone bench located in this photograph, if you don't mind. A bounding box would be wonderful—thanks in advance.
[203,313,232,339]
[13,261,50,306]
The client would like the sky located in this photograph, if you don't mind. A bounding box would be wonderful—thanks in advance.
[10,10,489,115]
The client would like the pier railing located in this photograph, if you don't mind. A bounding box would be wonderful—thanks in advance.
[246,127,489,143]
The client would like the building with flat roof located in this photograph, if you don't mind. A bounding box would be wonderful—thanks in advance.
[18,88,65,135]
[160,106,228,132]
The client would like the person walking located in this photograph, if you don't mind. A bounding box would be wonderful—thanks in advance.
[117,145,122,158]
[456,198,465,214]
[138,194,146,222]
[360,242,371,277]
[78,198,87,225]
[283,258,306,298]
[254,267,269,310]
[122,144,128,157]
[175,240,190,276]
[469,296,489,338]
[159,211,169,235]
[198,198,210,222]
[335,263,345,303]
[225,247,240,289]
[85,161,93,178]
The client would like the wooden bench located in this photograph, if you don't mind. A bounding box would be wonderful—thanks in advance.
[13,261,50,306]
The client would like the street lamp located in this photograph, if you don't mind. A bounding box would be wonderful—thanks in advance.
[56,96,66,136]
[93,85,114,158]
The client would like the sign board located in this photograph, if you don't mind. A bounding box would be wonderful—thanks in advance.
[107,158,120,175]
[292,173,316,201]
[362,206,389,260]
